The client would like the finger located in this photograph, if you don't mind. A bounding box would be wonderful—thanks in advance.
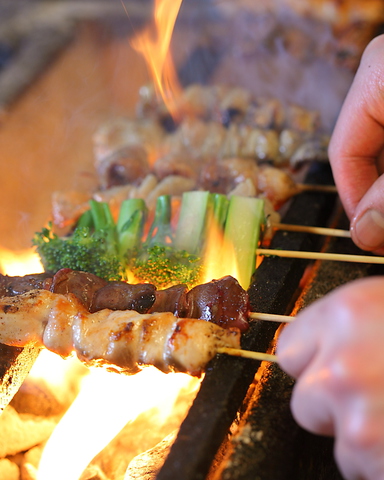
[349,174,384,253]
[335,407,384,480]
[289,359,335,436]
[277,306,323,379]
[329,34,384,220]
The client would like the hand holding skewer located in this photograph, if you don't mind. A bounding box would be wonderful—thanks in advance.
[276,276,384,480]
[329,35,384,256]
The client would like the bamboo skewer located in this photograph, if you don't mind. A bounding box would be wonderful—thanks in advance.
[296,183,338,194]
[249,312,295,322]
[217,347,278,363]
[274,223,351,238]
[257,248,384,265]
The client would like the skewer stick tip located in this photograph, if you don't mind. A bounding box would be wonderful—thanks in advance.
[217,347,278,363]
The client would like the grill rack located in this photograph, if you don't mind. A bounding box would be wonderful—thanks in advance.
[157,161,341,480]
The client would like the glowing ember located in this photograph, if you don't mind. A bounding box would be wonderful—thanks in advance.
[130,0,183,115]
[0,247,43,276]
[36,367,199,480]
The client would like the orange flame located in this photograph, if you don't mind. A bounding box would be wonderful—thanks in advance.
[201,214,240,284]
[36,367,200,480]
[131,0,183,115]
[0,247,43,276]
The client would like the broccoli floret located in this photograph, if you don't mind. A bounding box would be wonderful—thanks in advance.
[33,223,122,281]
[33,198,149,281]
[129,244,202,289]
[127,195,204,289]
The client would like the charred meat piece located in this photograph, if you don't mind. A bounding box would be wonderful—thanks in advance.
[199,157,260,194]
[48,268,107,311]
[90,281,156,314]
[185,276,250,332]
[0,290,241,376]
[150,284,189,317]
[2,271,251,331]
[0,273,52,297]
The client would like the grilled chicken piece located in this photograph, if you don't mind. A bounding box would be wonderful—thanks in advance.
[96,145,151,190]
[0,290,241,376]
[257,166,300,208]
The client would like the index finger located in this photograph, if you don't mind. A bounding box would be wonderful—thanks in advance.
[329,34,384,220]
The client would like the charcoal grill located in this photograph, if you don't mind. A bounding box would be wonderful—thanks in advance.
[1,2,384,479]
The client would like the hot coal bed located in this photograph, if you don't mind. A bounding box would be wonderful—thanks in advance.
[1,2,384,480]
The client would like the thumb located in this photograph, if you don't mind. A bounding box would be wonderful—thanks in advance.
[350,174,384,254]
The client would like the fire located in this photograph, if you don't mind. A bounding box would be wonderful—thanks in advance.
[36,367,200,480]
[0,247,200,479]
[130,0,183,116]
[201,215,240,283]
[0,247,43,276]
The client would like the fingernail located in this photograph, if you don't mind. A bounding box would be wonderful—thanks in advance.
[354,209,384,249]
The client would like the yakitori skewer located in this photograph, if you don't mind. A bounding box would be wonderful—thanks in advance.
[296,183,338,194]
[217,347,278,363]
[257,249,384,265]
[249,312,295,322]
[274,223,351,238]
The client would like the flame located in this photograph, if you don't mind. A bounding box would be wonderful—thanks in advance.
[131,0,183,115]
[201,215,240,284]
[37,367,200,480]
[0,247,43,276]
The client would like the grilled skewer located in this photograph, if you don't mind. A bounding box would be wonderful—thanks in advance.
[0,289,241,377]
[0,271,251,332]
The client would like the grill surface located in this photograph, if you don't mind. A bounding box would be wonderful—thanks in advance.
[157,162,341,480]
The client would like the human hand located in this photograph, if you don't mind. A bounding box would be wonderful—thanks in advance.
[277,276,384,480]
[329,34,384,254]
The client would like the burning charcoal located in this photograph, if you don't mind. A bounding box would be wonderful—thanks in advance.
[124,431,176,480]
[0,405,57,458]
[0,458,18,480]
[79,465,109,480]
[49,268,107,310]
[90,282,156,314]
[185,276,250,331]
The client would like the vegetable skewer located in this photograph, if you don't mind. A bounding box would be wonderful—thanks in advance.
[274,223,351,238]
[257,249,384,264]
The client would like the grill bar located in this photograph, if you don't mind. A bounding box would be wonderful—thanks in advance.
[157,162,337,480]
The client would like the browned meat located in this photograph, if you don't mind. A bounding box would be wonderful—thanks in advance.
[198,157,260,194]
[152,151,200,181]
[51,190,92,230]
[2,271,251,332]
[150,284,188,317]
[48,269,107,311]
[0,273,52,297]
[0,290,241,376]
[257,166,300,208]
[185,276,250,332]
[90,281,156,314]
[97,145,151,190]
